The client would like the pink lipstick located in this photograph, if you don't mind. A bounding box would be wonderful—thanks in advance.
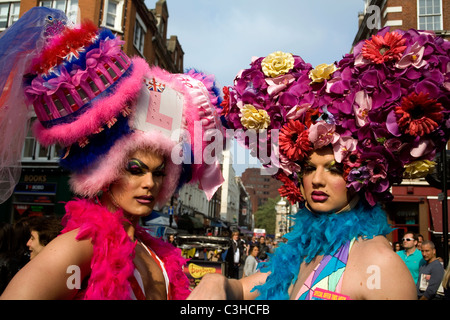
[311,191,329,202]
[136,195,155,204]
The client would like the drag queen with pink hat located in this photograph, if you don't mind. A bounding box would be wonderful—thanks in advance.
[0,7,224,299]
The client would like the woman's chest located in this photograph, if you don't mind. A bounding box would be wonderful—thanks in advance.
[133,242,168,300]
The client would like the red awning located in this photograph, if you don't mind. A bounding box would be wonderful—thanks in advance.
[427,198,450,234]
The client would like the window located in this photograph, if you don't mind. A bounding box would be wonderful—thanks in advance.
[0,1,19,30]
[22,118,61,162]
[133,13,146,55]
[102,0,124,32]
[418,0,442,30]
[40,0,78,24]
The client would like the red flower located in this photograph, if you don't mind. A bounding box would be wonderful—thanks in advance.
[362,31,407,64]
[395,92,443,136]
[304,107,321,128]
[277,172,304,204]
[279,120,312,161]
[220,86,230,116]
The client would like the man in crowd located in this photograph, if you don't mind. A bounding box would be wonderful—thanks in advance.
[417,240,444,300]
[397,232,425,284]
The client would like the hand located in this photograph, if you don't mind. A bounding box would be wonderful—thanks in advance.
[187,273,228,300]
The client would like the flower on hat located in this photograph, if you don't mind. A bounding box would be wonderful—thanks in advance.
[279,120,312,162]
[261,51,295,78]
[395,42,427,69]
[403,160,436,179]
[308,121,339,149]
[395,92,444,137]
[239,104,271,130]
[220,86,230,116]
[277,172,303,204]
[361,31,407,64]
[309,63,337,84]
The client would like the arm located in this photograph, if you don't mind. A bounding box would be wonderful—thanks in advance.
[0,229,93,300]
[187,271,269,300]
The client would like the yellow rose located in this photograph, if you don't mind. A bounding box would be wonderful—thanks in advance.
[403,160,436,179]
[240,104,270,130]
[309,63,337,83]
[261,51,295,78]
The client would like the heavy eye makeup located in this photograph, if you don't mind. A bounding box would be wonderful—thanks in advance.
[126,159,166,177]
[302,160,344,176]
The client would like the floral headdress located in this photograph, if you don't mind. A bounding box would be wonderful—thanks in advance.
[220,28,450,206]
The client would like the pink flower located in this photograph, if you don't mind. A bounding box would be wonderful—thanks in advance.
[354,90,372,127]
[308,121,339,149]
[265,74,295,96]
[395,42,427,69]
[332,136,357,163]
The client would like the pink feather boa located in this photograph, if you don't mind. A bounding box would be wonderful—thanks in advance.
[61,198,191,300]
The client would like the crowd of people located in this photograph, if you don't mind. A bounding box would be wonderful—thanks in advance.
[224,232,283,279]
[393,232,449,300]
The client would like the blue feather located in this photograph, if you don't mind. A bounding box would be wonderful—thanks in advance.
[254,201,392,300]
[59,114,132,172]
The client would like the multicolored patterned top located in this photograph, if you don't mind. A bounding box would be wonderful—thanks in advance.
[295,239,355,300]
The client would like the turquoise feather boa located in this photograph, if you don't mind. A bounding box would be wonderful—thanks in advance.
[254,201,392,300]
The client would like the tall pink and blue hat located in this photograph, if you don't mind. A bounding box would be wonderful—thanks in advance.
[0,7,224,206]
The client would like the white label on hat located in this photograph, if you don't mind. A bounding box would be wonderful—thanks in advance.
[133,76,184,141]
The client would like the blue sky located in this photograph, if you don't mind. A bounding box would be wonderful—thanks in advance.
[145,0,367,175]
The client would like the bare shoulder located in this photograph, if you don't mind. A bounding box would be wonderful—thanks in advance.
[1,228,93,300]
[343,236,416,300]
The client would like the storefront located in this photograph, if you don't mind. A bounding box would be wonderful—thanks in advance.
[388,184,449,249]
[0,167,72,223]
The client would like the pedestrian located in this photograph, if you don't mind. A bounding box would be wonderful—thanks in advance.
[0,7,223,300]
[167,234,177,247]
[442,263,450,300]
[397,232,426,284]
[188,27,449,300]
[27,216,63,260]
[225,231,244,279]
[243,245,259,277]
[393,242,401,252]
[257,236,270,261]
[417,241,445,300]
[417,234,424,250]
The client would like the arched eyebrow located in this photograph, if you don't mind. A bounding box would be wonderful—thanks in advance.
[130,158,165,172]
[129,158,149,170]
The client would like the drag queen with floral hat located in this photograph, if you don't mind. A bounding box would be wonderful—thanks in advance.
[189,28,450,300]
[0,7,224,300]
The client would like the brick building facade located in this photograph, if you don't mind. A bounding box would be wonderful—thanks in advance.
[241,168,282,215]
